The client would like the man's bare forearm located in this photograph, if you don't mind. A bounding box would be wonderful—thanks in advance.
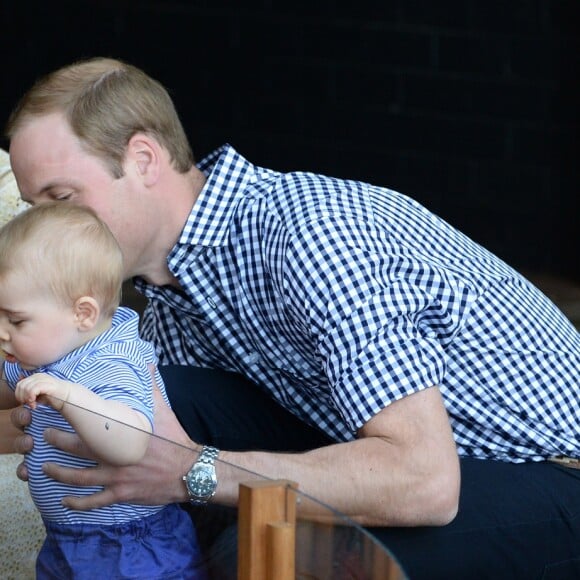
[216,434,459,526]
[214,387,460,526]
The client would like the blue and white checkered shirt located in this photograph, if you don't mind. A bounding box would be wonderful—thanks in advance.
[138,144,579,462]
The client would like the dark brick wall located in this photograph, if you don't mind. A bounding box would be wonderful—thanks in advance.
[1,0,577,279]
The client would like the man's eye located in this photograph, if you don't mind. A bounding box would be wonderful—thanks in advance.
[9,319,24,326]
[55,194,72,201]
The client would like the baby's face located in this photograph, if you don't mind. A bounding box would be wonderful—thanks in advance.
[0,274,81,370]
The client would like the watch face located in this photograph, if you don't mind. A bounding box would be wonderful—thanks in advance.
[186,465,217,498]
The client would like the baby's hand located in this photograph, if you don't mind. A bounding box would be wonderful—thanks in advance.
[15,373,72,411]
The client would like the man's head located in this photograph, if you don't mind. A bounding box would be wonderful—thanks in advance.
[0,202,123,369]
[6,57,193,179]
[5,58,205,284]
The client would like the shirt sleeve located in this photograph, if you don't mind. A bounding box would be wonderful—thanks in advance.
[75,358,155,429]
[282,212,475,431]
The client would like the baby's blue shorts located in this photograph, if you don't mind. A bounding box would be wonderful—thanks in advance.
[36,503,206,579]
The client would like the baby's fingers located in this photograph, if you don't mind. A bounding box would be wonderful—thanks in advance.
[14,384,41,408]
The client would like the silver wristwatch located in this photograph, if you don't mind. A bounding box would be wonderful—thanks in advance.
[183,445,220,505]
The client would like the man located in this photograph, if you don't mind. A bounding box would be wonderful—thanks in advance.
[5,57,579,578]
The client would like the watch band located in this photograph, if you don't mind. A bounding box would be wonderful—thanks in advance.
[197,445,220,469]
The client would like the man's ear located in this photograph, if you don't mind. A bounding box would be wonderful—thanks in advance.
[73,296,100,331]
[125,133,160,186]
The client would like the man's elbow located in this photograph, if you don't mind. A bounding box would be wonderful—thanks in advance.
[400,458,461,526]
[424,462,461,526]
[429,487,459,526]
[362,465,460,527]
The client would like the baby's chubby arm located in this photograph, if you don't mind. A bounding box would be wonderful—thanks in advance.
[15,373,152,466]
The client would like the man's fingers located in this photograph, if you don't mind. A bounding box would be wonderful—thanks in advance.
[43,463,125,510]
[11,405,32,429]
[11,406,32,481]
[42,462,102,487]
[10,406,34,458]
[13,433,33,454]
[15,460,29,482]
[61,488,117,511]
[43,428,95,460]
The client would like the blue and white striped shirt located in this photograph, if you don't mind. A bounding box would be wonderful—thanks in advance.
[5,307,169,524]
[138,145,579,462]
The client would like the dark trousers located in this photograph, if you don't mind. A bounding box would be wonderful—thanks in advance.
[160,365,580,579]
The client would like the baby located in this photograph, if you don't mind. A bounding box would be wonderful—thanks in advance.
[0,202,206,578]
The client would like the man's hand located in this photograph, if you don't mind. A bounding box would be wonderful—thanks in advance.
[42,383,197,510]
[11,405,34,481]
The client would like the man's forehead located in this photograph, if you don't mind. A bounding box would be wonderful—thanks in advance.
[12,118,73,155]
[9,118,82,194]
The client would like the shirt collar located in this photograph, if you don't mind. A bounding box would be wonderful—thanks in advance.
[35,307,139,377]
[176,144,256,249]
[136,144,263,296]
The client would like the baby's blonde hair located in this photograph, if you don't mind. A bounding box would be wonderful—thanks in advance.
[0,202,122,317]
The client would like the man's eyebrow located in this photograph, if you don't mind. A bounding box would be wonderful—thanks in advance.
[0,308,25,316]
[20,184,54,204]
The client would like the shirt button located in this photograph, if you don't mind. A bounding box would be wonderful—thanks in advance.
[246,352,260,364]
[207,297,217,309]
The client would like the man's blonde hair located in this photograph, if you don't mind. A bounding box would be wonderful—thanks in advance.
[0,202,123,317]
[5,57,194,178]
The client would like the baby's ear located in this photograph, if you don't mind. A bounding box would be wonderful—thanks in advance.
[73,296,100,331]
